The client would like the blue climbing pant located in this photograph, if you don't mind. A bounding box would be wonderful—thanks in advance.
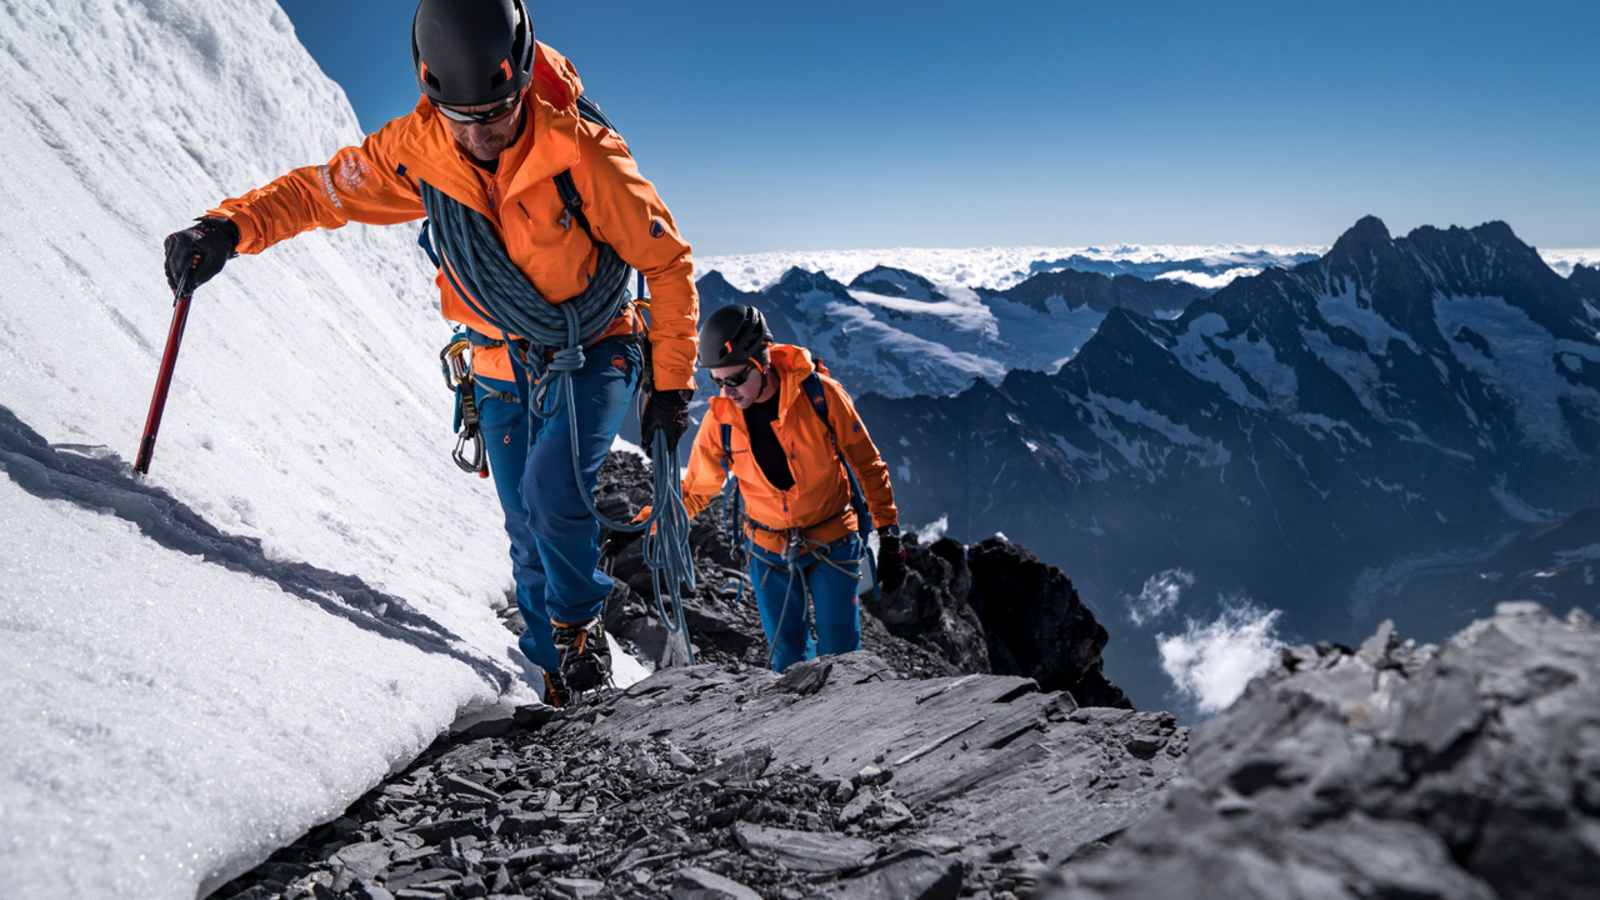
[748,534,865,673]
[474,336,641,674]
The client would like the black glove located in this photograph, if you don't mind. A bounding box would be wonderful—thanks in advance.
[640,389,693,459]
[876,526,907,594]
[163,217,240,293]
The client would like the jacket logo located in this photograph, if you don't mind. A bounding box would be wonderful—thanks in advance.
[334,154,370,192]
[650,218,666,239]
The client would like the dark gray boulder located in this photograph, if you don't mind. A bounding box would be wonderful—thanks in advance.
[1045,602,1600,900]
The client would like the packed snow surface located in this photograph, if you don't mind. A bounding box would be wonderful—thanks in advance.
[1,480,502,898]
[0,2,540,896]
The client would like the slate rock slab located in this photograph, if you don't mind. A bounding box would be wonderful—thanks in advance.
[1045,603,1600,900]
[595,653,1186,863]
[672,866,764,900]
[812,851,964,900]
[733,822,878,872]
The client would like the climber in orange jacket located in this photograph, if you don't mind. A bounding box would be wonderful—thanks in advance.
[680,306,908,672]
[160,0,698,705]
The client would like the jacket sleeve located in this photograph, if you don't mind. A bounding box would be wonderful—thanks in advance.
[577,129,698,391]
[823,377,900,529]
[680,413,729,520]
[206,117,424,254]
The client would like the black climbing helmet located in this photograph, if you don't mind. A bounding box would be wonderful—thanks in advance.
[698,305,772,369]
[412,0,535,108]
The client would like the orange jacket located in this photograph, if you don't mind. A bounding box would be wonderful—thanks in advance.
[206,42,697,387]
[681,345,899,556]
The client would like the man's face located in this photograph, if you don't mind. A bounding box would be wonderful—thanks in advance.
[439,91,524,163]
[711,362,764,410]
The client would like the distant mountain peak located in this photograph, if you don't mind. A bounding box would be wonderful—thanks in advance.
[696,269,737,293]
[1328,215,1394,260]
[1468,219,1520,246]
[775,266,853,299]
[848,265,946,301]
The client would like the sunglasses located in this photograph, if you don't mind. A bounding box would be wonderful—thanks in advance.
[710,363,757,390]
[434,93,521,125]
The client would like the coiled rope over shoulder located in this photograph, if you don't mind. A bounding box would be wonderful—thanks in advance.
[419,97,695,664]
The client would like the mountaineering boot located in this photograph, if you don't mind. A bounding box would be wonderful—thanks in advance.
[552,617,612,692]
[543,669,571,709]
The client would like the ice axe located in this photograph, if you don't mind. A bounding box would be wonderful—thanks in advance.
[133,262,197,475]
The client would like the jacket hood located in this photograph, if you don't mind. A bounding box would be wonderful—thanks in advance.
[768,343,821,413]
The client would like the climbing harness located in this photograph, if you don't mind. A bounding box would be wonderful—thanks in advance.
[419,96,696,668]
[752,529,864,672]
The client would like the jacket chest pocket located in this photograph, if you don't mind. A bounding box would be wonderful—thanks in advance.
[501,184,594,298]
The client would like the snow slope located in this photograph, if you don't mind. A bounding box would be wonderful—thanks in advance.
[849,283,1107,376]
[0,2,544,895]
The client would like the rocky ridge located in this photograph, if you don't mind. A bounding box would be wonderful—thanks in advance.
[1045,602,1600,900]
[208,454,1599,900]
[210,599,1600,900]
[210,654,1181,900]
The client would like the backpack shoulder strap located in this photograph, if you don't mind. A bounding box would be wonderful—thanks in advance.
[800,371,836,444]
[720,422,734,467]
[801,370,873,535]
[551,95,619,243]
[552,170,595,241]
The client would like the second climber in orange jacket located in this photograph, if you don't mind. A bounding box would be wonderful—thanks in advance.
[159,0,697,705]
[679,306,908,672]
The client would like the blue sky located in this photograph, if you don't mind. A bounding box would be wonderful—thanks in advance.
[279,1,1597,256]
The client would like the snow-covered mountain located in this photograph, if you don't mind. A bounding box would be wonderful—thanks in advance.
[697,243,1600,291]
[855,216,1600,706]
[0,2,538,896]
[696,243,1325,292]
[694,265,1206,398]
[693,249,1598,405]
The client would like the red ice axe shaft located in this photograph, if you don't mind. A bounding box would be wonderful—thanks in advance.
[134,265,196,475]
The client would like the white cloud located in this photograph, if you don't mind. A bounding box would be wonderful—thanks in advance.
[695,244,1323,292]
[914,514,949,544]
[1540,248,1600,278]
[1158,600,1286,714]
[1154,266,1263,289]
[1124,568,1195,626]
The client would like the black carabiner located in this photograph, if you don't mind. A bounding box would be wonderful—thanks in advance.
[454,425,487,475]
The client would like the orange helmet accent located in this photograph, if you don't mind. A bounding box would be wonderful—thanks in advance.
[499,58,513,81]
